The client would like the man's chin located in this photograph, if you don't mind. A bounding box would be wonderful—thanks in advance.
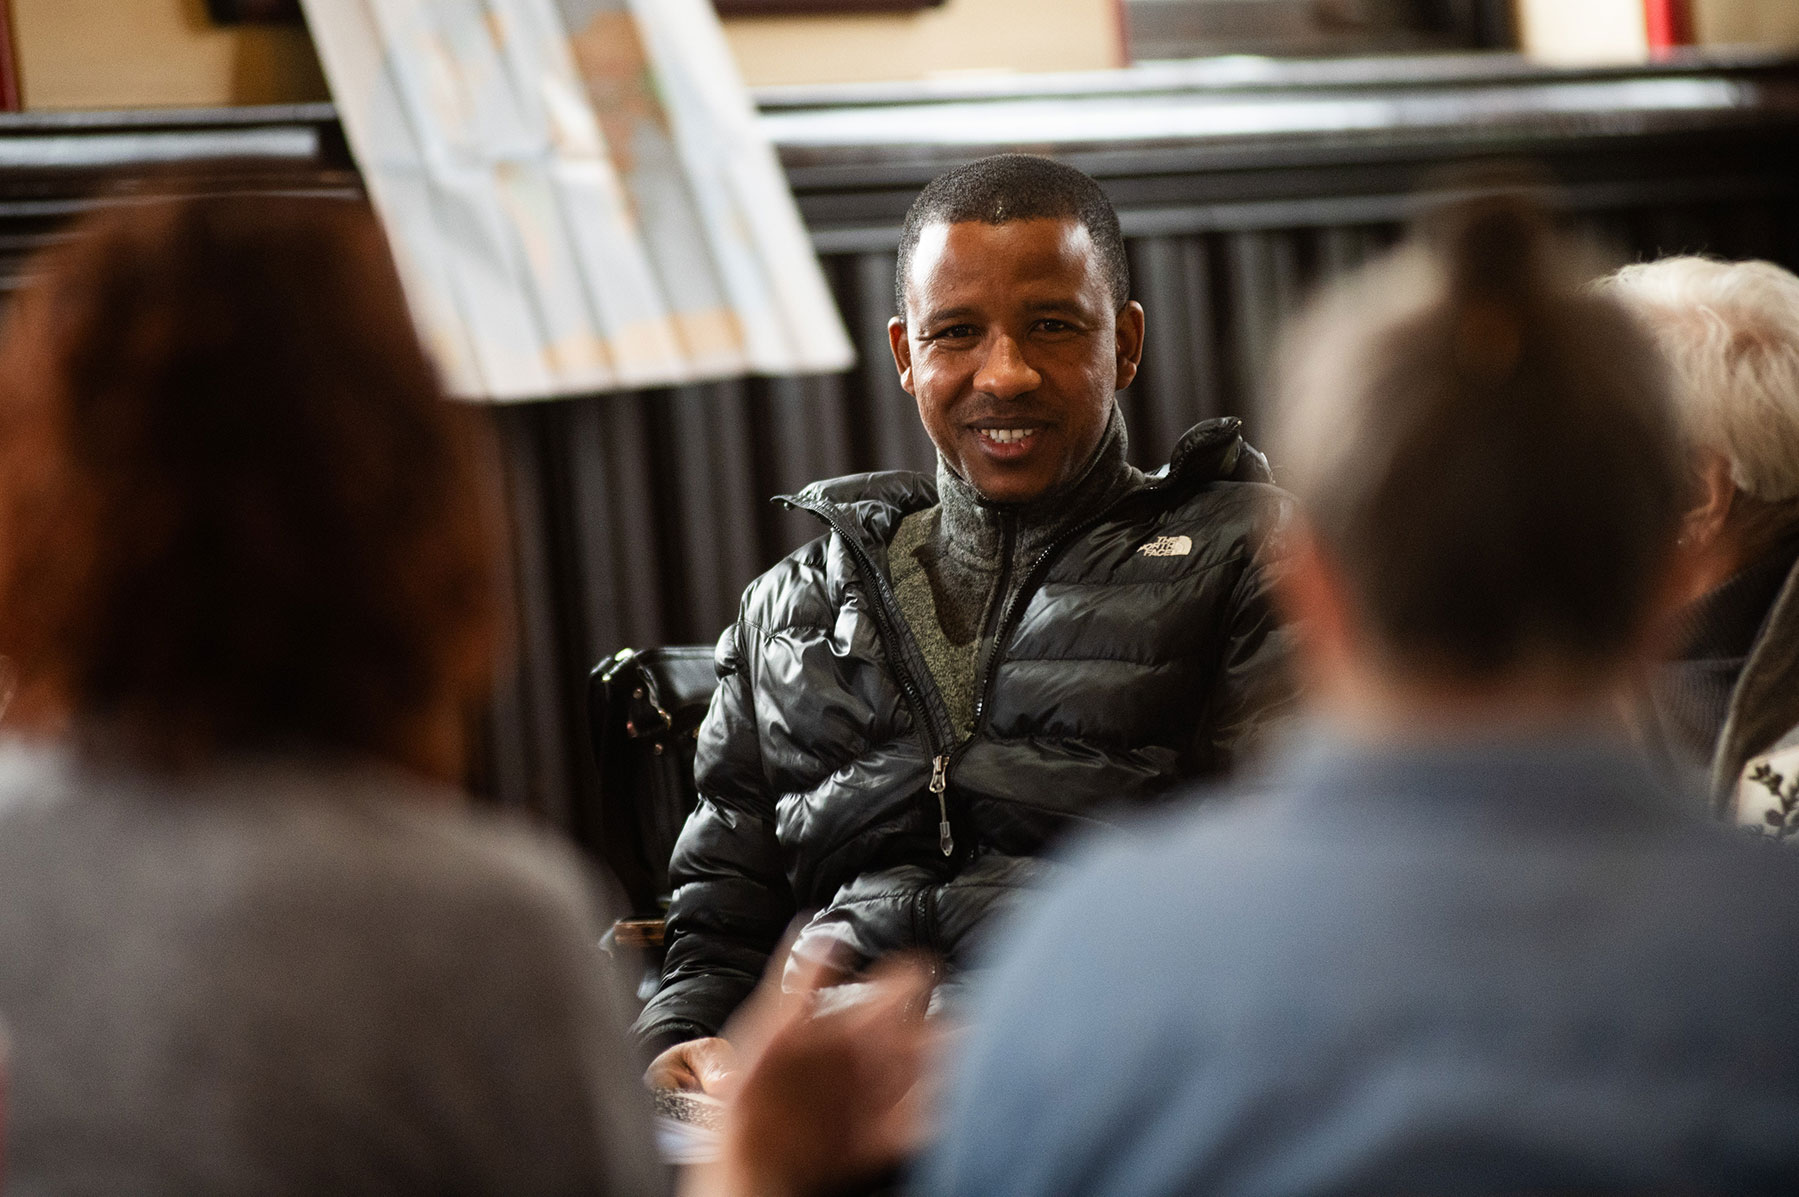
[962,470,1056,506]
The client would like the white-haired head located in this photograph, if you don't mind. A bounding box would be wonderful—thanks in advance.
[1601,257,1799,504]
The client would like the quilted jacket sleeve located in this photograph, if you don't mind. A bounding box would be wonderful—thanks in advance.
[631,622,795,1054]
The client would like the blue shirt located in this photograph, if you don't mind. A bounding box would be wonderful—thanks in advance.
[917,729,1799,1196]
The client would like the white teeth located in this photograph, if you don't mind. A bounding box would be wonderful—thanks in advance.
[983,428,1036,445]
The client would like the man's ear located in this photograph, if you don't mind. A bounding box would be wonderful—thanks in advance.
[1642,453,1738,646]
[1272,522,1358,697]
[887,317,915,396]
[1684,451,1736,556]
[1114,301,1146,391]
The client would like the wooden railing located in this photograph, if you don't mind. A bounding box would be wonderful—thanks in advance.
[3,54,1798,824]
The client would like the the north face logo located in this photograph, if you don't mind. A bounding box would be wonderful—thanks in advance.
[1138,535,1193,558]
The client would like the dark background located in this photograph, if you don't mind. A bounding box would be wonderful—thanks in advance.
[1,53,1797,839]
[201,0,947,21]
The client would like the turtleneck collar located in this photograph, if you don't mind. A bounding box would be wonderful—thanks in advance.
[934,402,1140,569]
[1676,534,1799,661]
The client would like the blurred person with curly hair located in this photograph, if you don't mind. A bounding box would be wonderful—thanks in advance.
[0,191,933,1197]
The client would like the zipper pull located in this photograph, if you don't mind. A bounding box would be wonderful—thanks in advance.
[930,754,953,857]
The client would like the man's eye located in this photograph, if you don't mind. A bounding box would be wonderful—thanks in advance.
[931,325,978,341]
[1036,319,1075,334]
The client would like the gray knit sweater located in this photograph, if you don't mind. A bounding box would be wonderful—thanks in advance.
[889,404,1142,738]
[0,739,667,1196]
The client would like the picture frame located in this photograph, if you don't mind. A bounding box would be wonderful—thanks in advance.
[204,0,304,23]
[205,0,943,24]
[713,0,943,14]
[1125,0,1513,60]
[0,0,19,111]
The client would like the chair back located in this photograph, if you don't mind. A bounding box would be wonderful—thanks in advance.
[585,645,719,916]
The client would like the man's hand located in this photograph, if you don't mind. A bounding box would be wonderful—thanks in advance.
[681,947,937,1197]
[645,1036,741,1098]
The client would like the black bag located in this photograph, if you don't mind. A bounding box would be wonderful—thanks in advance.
[586,645,720,922]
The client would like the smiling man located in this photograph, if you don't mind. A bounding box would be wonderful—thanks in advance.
[636,155,1293,1091]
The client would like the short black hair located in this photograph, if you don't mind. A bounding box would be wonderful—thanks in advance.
[894,154,1130,317]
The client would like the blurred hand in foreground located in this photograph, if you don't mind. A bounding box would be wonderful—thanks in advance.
[682,947,937,1197]
[646,1036,741,1098]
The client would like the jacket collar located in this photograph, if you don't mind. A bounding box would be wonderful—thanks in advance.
[1713,540,1799,802]
[779,415,1271,545]
[934,403,1138,570]
[1675,538,1799,661]
[1157,415,1273,486]
[1271,720,1693,833]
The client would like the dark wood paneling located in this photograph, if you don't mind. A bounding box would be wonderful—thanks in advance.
[0,103,358,293]
[0,0,21,112]
[3,55,1798,828]
[204,0,304,22]
[715,0,942,13]
[1123,0,1515,59]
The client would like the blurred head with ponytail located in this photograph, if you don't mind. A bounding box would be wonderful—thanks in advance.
[1269,186,1688,724]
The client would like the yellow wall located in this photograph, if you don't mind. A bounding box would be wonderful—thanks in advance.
[13,0,1119,110]
[724,0,1123,88]
[1515,0,1799,64]
[13,0,330,110]
[1693,0,1799,48]
[1514,0,1647,64]
[28,0,1789,113]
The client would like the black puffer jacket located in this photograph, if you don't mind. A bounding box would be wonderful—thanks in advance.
[635,418,1293,1049]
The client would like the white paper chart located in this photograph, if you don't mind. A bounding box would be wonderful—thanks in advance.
[300,0,855,401]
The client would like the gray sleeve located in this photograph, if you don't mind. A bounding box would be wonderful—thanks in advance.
[422,838,673,1196]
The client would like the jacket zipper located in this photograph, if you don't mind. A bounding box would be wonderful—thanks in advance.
[781,422,1223,857]
[780,495,959,856]
[980,515,1018,656]
[962,470,1186,745]
[910,882,941,955]
[929,753,952,856]
[955,422,1240,749]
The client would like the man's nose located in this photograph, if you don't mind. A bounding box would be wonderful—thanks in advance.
[974,334,1041,399]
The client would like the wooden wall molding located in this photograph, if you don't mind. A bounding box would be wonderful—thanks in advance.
[3,54,1798,821]
[716,1,942,13]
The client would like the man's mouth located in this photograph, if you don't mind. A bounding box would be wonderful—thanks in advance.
[979,428,1037,445]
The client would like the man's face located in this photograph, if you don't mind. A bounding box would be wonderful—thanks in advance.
[888,218,1145,505]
